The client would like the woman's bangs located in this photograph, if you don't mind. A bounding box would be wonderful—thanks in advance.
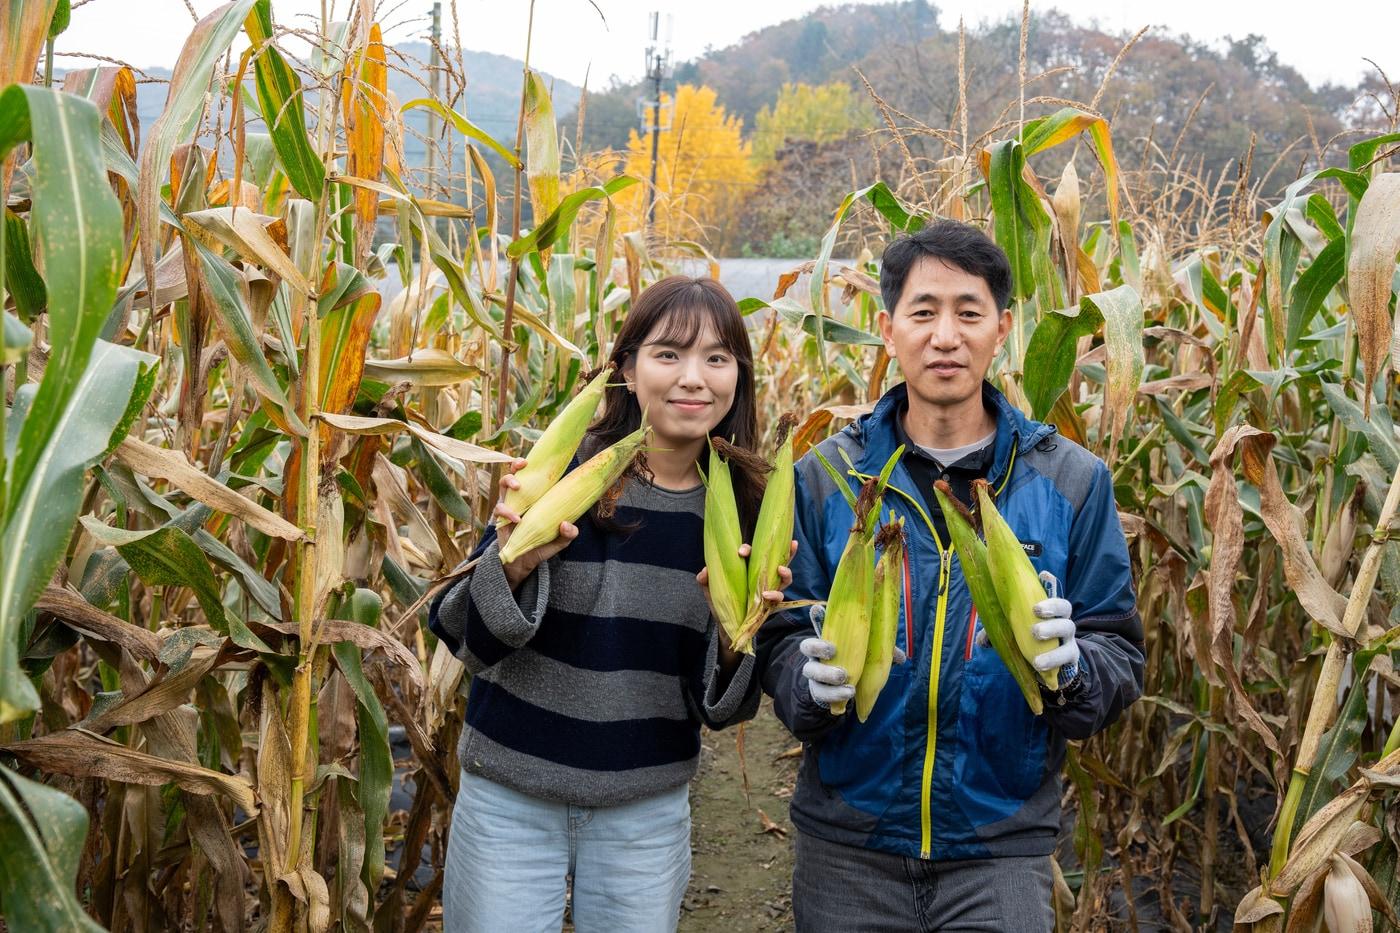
[645,296,708,349]
[645,285,749,363]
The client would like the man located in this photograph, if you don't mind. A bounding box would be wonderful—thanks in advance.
[755,220,1144,931]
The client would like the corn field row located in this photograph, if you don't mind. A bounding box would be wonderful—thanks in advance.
[2,0,1400,930]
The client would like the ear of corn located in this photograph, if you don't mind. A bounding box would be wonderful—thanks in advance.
[974,479,1061,690]
[820,523,876,716]
[934,481,1044,714]
[1323,854,1371,933]
[497,364,614,527]
[498,422,647,564]
[808,447,904,716]
[734,413,799,652]
[701,439,750,652]
[818,476,889,715]
[856,516,904,721]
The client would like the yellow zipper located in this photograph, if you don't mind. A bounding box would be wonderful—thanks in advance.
[919,545,950,858]
[901,442,1018,858]
[852,477,951,859]
[844,450,1021,861]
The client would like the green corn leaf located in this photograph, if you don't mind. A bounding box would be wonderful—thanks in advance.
[3,209,45,321]
[78,518,272,654]
[987,138,1061,313]
[739,295,883,347]
[241,0,323,198]
[0,766,105,932]
[1262,173,1317,360]
[411,437,473,523]
[507,176,638,259]
[813,449,859,513]
[332,634,391,908]
[191,239,304,432]
[1290,655,1372,845]
[1,310,28,365]
[1,340,155,723]
[0,84,123,515]
[400,96,520,168]
[1321,382,1399,474]
[1286,237,1345,353]
[1023,297,1105,421]
[808,185,879,382]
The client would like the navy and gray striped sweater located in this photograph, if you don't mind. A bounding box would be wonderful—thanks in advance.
[428,473,761,806]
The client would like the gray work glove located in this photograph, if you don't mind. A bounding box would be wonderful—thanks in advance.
[801,604,906,709]
[973,571,1080,687]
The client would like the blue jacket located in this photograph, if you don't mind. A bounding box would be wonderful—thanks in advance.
[755,381,1144,860]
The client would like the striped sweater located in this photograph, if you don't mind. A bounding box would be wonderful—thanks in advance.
[428,473,761,806]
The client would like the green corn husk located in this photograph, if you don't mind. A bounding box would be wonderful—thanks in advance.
[497,364,614,527]
[498,423,646,564]
[934,480,1044,714]
[701,439,750,651]
[818,477,884,716]
[973,479,1061,691]
[735,412,799,652]
[856,516,905,722]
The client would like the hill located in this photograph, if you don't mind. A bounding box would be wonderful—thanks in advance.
[562,1,1382,254]
[567,1,1372,188]
[120,45,577,177]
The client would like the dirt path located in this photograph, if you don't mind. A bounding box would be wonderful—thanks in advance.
[682,697,800,931]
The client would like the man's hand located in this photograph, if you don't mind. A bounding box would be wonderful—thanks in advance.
[800,635,854,709]
[798,603,905,708]
[1030,593,1080,687]
[974,572,1080,688]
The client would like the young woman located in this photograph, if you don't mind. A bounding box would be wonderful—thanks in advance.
[430,275,791,932]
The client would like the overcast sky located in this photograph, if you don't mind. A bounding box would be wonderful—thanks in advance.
[57,0,1397,92]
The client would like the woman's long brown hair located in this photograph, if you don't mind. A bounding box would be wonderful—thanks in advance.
[588,275,768,534]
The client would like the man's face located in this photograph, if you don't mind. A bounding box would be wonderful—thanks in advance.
[879,255,1011,409]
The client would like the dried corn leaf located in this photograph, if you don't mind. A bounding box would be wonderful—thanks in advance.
[1346,173,1400,406]
[1204,426,1283,759]
[2,730,257,814]
[115,435,304,540]
[35,586,161,661]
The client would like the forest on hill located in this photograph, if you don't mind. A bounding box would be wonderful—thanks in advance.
[566,1,1388,254]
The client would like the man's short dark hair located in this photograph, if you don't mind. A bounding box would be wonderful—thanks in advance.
[879,220,1013,313]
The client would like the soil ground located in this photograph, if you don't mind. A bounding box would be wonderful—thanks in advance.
[682,697,800,931]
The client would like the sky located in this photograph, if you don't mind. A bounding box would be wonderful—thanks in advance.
[57,0,1398,92]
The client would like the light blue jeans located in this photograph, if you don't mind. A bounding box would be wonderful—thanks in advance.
[444,771,692,932]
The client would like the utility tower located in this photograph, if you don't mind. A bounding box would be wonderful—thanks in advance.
[639,12,673,227]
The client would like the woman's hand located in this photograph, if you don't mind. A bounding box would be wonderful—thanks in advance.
[496,458,578,591]
[751,538,799,609]
[697,539,798,661]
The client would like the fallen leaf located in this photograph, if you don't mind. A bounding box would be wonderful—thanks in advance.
[756,809,788,839]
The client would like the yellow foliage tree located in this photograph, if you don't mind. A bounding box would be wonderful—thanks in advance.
[751,81,876,164]
[619,84,755,252]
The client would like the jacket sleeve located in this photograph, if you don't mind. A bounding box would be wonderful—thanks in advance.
[427,525,552,675]
[1041,461,1145,740]
[754,463,848,743]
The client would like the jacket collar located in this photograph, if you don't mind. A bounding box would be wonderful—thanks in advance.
[853,381,1055,491]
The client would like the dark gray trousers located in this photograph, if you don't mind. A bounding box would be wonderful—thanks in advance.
[792,830,1055,932]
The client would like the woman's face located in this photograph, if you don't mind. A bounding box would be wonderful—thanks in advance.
[622,315,740,447]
